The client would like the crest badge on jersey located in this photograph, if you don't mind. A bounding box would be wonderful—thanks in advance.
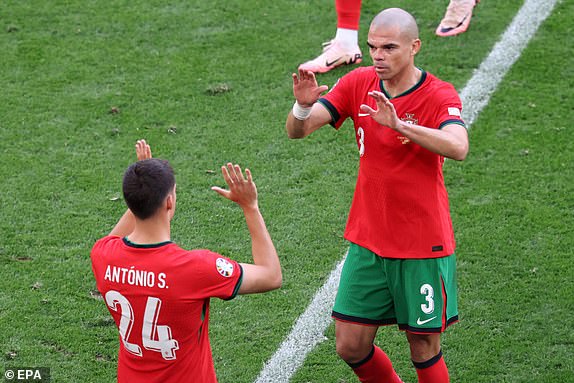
[401,113,418,125]
[397,113,417,144]
[216,258,234,278]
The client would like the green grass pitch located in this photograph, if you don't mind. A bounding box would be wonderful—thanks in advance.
[0,0,572,382]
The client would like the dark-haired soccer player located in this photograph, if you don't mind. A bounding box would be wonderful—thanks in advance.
[287,8,468,383]
[91,140,281,383]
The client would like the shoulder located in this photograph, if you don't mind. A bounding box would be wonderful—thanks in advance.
[176,248,226,267]
[195,250,232,269]
[418,72,462,108]
[424,72,459,96]
[179,250,241,282]
[90,236,123,268]
[92,235,121,252]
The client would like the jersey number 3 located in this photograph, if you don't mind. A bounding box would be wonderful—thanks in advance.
[105,290,180,360]
[357,127,365,157]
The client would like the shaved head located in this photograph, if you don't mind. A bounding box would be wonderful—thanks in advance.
[370,8,419,41]
[366,8,422,83]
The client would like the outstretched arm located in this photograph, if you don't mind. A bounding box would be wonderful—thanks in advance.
[212,164,282,294]
[109,140,152,237]
[286,69,333,139]
[360,91,469,160]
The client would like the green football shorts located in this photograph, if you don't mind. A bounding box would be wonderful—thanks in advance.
[332,243,459,333]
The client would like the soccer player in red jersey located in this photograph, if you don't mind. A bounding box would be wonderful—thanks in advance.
[287,8,468,383]
[91,140,282,383]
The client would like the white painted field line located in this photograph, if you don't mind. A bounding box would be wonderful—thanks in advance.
[461,0,560,126]
[254,1,560,382]
[254,256,346,383]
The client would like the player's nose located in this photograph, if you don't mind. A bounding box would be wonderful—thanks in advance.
[371,49,385,61]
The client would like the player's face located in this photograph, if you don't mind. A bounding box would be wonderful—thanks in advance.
[367,25,417,80]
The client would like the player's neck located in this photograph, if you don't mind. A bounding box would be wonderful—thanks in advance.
[383,66,421,98]
[127,218,171,245]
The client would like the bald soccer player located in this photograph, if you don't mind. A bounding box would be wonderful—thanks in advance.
[287,8,468,383]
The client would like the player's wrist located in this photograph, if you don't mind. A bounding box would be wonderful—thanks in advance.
[241,203,260,215]
[292,101,313,120]
[392,119,407,132]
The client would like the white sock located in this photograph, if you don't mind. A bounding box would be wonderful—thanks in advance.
[334,28,359,50]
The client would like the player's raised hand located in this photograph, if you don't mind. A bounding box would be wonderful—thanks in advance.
[360,91,401,130]
[135,139,152,160]
[292,69,329,107]
[212,163,258,210]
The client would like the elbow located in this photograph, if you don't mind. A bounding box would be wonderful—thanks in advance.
[269,270,283,291]
[456,144,469,161]
[256,275,282,293]
[451,150,467,161]
[285,116,310,139]
[258,266,283,292]
[450,141,469,161]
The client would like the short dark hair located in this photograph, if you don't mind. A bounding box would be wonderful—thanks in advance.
[122,159,175,219]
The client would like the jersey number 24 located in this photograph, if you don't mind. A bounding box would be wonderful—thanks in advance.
[105,290,180,360]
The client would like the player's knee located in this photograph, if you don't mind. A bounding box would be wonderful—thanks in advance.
[406,333,441,362]
[335,337,372,364]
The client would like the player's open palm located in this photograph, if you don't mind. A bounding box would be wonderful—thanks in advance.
[212,163,258,210]
[293,69,329,107]
[361,91,401,130]
[135,139,152,160]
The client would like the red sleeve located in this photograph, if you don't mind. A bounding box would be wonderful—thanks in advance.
[188,251,243,301]
[434,83,466,130]
[90,235,122,292]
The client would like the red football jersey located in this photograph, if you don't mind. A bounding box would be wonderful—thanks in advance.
[91,236,243,383]
[319,67,465,259]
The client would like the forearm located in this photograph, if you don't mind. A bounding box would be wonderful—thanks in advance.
[242,206,280,273]
[109,209,136,237]
[395,122,468,161]
[286,111,309,139]
[237,205,282,293]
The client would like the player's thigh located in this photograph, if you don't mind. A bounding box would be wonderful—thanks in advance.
[333,243,396,325]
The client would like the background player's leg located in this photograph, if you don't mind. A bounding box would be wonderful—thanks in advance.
[334,0,362,49]
[436,0,479,37]
[298,0,363,73]
[406,333,449,383]
[336,321,403,383]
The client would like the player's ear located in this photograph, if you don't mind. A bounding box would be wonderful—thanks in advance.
[165,189,175,211]
[411,39,421,56]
